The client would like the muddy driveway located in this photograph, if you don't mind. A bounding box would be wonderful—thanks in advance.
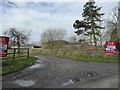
[2,54,118,88]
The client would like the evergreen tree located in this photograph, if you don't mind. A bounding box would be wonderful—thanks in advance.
[73,0,104,46]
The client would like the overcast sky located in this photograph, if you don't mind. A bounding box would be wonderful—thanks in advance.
[0,0,119,43]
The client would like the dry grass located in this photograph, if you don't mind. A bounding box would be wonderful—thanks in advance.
[30,46,118,61]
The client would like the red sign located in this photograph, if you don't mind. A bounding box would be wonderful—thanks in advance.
[105,41,116,53]
[0,36,9,57]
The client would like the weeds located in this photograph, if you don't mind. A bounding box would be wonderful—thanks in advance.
[30,47,119,62]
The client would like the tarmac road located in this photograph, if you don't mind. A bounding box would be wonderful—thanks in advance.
[2,54,119,88]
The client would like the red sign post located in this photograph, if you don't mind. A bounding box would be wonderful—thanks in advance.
[0,36,9,57]
[105,41,116,53]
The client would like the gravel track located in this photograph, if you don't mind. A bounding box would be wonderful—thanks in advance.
[2,54,118,88]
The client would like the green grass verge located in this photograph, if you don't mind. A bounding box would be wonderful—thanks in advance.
[62,54,119,62]
[32,52,119,62]
[1,56,36,75]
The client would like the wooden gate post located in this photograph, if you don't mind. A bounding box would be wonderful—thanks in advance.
[13,48,16,59]
[27,48,29,58]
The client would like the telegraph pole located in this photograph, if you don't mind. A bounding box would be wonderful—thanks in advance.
[117,1,120,58]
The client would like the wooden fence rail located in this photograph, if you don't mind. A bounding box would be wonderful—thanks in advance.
[0,48,29,60]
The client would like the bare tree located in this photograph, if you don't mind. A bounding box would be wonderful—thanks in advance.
[118,1,120,40]
[69,35,77,43]
[41,28,66,49]
[3,27,31,52]
[105,7,118,41]
[41,28,66,43]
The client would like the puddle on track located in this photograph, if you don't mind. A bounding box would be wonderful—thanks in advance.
[36,60,43,63]
[15,80,35,87]
[62,79,75,86]
[28,63,44,69]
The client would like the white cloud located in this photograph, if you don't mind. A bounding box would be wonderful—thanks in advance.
[11,0,120,2]
[1,2,118,43]
[1,6,80,42]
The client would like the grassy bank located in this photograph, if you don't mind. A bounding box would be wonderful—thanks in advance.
[55,54,119,62]
[31,48,119,62]
[1,56,36,75]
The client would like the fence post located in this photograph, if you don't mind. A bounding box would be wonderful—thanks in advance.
[27,48,29,58]
[13,48,16,59]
